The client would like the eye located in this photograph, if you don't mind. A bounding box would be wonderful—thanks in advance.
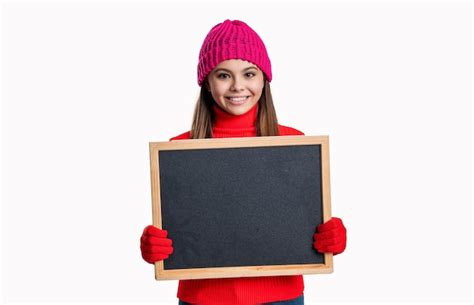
[217,73,230,79]
[245,72,256,78]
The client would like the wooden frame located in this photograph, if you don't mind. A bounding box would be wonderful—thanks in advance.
[149,135,333,280]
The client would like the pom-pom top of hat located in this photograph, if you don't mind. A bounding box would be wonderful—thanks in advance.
[197,19,272,86]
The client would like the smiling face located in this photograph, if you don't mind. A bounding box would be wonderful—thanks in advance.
[205,59,265,116]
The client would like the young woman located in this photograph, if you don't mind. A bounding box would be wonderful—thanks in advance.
[140,19,347,305]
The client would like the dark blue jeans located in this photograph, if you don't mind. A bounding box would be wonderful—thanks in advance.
[179,294,304,305]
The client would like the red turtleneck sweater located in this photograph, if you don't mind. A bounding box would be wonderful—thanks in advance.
[169,102,305,305]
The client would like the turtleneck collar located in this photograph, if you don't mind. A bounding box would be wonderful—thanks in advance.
[212,102,259,129]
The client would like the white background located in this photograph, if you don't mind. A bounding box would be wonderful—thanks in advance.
[1,1,472,304]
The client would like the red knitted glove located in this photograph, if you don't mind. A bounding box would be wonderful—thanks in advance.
[313,217,347,255]
[140,225,174,264]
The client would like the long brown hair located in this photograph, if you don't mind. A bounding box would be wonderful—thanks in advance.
[190,79,280,139]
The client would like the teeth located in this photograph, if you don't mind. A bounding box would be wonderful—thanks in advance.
[227,96,248,102]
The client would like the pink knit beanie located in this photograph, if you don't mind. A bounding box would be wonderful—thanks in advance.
[197,19,272,86]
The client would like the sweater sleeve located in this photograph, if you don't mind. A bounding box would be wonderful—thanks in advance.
[169,131,191,141]
[277,124,305,136]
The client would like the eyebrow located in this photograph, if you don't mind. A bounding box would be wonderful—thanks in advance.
[213,66,259,73]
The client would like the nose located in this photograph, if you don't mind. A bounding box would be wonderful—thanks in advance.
[230,77,244,91]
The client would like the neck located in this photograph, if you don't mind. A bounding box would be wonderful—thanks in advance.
[212,102,258,129]
[211,102,258,138]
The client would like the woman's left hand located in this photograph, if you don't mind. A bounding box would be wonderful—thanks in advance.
[313,217,347,255]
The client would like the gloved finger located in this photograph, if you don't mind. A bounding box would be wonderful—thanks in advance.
[314,240,346,254]
[317,217,344,232]
[143,225,168,238]
[142,252,169,264]
[314,235,346,249]
[321,242,346,255]
[141,245,174,255]
[141,236,173,247]
[313,227,346,241]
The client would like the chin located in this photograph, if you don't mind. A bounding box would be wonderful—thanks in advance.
[227,106,250,116]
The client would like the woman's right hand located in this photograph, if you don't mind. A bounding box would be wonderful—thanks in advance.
[140,225,174,264]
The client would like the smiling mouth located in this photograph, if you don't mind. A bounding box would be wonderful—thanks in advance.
[225,96,250,104]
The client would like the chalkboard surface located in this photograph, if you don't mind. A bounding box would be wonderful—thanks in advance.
[149,136,332,280]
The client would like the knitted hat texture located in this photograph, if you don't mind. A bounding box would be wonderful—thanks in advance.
[197,19,272,86]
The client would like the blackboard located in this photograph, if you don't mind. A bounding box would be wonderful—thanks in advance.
[149,136,332,280]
